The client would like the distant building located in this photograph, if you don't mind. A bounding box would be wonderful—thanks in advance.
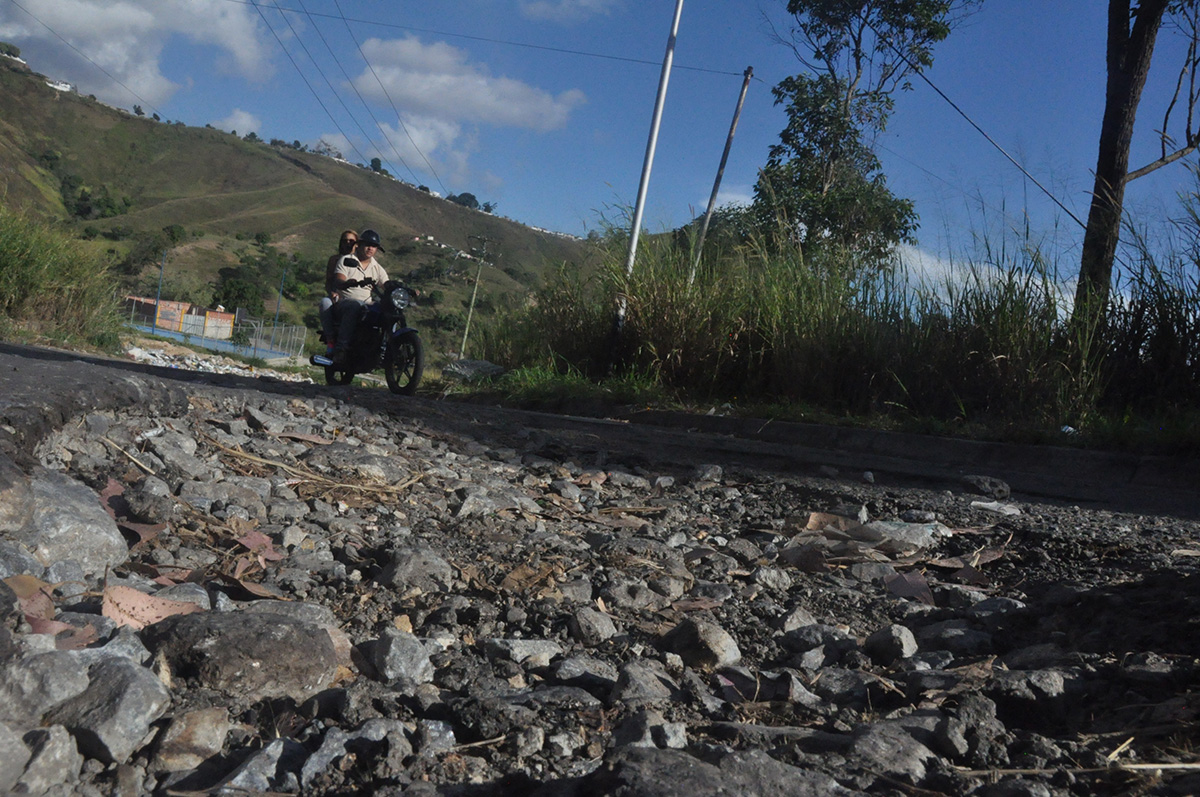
[45,79,74,93]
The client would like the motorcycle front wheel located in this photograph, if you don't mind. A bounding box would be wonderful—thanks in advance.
[384,331,424,395]
[324,366,354,386]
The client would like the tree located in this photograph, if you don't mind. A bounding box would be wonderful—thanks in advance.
[448,192,480,210]
[1074,0,1199,321]
[755,0,976,265]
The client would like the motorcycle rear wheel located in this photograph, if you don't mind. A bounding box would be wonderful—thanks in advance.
[384,331,423,395]
[324,366,354,385]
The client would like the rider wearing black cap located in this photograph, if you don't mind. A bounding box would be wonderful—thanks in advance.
[330,229,389,365]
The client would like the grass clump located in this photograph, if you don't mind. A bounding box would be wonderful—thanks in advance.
[0,204,122,349]
[475,211,1200,452]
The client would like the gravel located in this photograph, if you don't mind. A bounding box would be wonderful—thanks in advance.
[0,342,1199,796]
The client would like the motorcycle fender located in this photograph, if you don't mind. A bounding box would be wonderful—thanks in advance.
[389,327,418,339]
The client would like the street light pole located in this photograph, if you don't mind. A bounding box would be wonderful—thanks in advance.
[270,267,286,351]
[152,250,165,334]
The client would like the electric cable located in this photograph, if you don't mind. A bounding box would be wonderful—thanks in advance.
[269,0,417,182]
[251,1,372,166]
[5,0,161,116]
[294,0,419,183]
[330,0,449,195]
[827,0,1087,230]
[220,0,749,78]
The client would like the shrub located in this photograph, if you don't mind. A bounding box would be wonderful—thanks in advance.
[0,204,121,348]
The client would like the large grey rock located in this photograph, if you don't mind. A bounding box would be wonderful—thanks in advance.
[863,624,918,665]
[0,720,31,792]
[18,469,128,576]
[0,650,90,725]
[485,638,563,668]
[569,607,618,646]
[609,660,683,706]
[152,707,230,773]
[0,540,42,579]
[14,725,82,795]
[142,611,339,702]
[368,629,436,688]
[377,545,455,594]
[612,708,687,749]
[219,737,306,793]
[847,721,938,784]
[300,719,412,787]
[660,617,741,670]
[45,657,170,764]
[579,746,862,796]
[0,456,34,534]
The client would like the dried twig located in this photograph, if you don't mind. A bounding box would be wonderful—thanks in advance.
[100,436,155,475]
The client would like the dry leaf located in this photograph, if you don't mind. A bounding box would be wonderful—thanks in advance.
[27,617,97,650]
[803,512,863,533]
[119,520,167,547]
[500,563,559,594]
[99,478,130,520]
[237,530,284,567]
[4,574,56,621]
[885,571,935,606]
[102,584,203,630]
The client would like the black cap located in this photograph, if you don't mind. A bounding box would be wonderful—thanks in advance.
[358,229,385,252]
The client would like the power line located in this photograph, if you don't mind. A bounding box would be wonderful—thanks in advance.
[220,0,749,78]
[251,1,372,166]
[331,0,449,195]
[294,0,419,183]
[267,0,418,182]
[6,0,161,116]
[831,0,1087,230]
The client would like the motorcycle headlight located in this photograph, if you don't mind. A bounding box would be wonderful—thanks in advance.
[388,286,411,310]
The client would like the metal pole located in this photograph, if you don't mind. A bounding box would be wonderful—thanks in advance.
[152,250,165,334]
[460,235,493,359]
[460,260,484,360]
[690,66,753,285]
[270,267,286,350]
[615,0,684,334]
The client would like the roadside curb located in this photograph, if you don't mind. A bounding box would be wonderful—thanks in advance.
[622,410,1199,516]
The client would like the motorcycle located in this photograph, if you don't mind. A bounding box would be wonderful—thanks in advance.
[310,278,424,395]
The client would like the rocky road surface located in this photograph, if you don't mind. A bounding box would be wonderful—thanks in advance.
[1,341,1200,796]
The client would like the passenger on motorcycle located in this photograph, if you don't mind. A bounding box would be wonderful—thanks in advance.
[330,228,389,366]
[318,229,357,356]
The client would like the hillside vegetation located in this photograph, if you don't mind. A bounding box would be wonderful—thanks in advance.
[0,54,595,359]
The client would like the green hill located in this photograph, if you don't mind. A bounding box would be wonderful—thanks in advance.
[0,52,597,360]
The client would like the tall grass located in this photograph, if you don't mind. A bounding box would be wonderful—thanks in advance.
[479,209,1200,446]
[0,204,122,349]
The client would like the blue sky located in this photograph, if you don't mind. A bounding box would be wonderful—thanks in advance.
[2,0,1199,279]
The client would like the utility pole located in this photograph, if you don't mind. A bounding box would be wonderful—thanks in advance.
[270,267,287,351]
[460,235,495,359]
[691,66,753,285]
[152,250,165,334]
[613,0,685,345]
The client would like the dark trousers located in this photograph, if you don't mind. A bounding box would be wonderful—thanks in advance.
[332,300,365,350]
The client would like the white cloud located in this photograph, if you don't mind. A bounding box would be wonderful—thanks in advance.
[0,0,269,108]
[354,36,586,132]
[214,109,262,137]
[519,0,622,23]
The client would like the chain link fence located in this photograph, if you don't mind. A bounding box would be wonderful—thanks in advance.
[124,297,309,363]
